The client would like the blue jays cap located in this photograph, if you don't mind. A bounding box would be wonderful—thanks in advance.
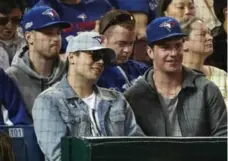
[21,5,71,32]
[146,17,187,44]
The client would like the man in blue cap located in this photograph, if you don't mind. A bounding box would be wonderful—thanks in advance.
[6,5,71,117]
[124,16,227,136]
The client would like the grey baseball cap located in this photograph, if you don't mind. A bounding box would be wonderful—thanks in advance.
[66,31,116,64]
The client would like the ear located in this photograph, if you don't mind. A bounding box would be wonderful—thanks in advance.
[183,40,189,52]
[68,53,75,65]
[25,31,34,45]
[102,35,108,47]
[147,45,154,60]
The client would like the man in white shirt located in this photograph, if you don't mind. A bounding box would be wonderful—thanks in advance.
[32,31,144,161]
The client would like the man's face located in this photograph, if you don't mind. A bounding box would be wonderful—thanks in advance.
[103,25,136,65]
[148,38,184,73]
[69,51,104,81]
[27,26,62,59]
[0,8,22,40]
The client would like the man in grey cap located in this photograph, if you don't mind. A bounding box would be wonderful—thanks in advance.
[124,16,227,137]
[32,31,144,161]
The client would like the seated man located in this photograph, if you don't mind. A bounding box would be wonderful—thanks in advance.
[6,5,70,116]
[32,31,144,161]
[97,9,148,92]
[0,68,31,125]
[124,17,227,136]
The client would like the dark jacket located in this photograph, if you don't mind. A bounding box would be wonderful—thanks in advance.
[124,67,227,136]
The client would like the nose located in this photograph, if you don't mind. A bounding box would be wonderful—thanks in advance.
[96,58,104,65]
[5,20,13,28]
[206,33,213,41]
[123,44,133,54]
[184,6,190,15]
[52,34,61,42]
[170,48,178,56]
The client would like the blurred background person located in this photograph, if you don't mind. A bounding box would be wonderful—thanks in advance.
[0,0,26,70]
[181,17,227,106]
[205,0,227,71]
[156,0,195,22]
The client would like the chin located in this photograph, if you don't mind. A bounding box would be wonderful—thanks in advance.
[166,67,182,73]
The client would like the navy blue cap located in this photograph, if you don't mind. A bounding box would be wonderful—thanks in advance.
[21,5,71,32]
[146,17,187,44]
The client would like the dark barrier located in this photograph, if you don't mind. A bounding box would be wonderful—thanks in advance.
[62,137,227,161]
[0,125,44,161]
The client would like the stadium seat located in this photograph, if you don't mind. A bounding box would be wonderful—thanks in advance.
[0,125,44,161]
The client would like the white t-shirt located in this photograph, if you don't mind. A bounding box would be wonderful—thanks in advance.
[82,92,101,136]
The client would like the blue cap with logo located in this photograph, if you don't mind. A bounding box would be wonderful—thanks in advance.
[146,16,186,44]
[21,5,71,32]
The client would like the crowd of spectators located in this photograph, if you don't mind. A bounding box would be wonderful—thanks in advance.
[0,0,227,161]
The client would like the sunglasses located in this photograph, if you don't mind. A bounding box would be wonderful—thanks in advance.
[84,50,112,65]
[0,17,21,26]
[101,13,134,34]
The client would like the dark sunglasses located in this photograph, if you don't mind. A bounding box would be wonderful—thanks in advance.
[84,50,112,65]
[0,17,21,26]
[101,13,134,34]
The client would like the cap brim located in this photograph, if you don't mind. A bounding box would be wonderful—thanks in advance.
[36,21,71,30]
[85,46,116,63]
[149,33,187,44]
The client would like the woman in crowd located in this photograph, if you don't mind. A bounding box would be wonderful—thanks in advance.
[181,17,227,106]
[157,0,195,22]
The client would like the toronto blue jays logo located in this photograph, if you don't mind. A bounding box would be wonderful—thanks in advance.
[42,9,58,20]
[159,19,176,32]
[77,13,87,21]
[93,36,104,44]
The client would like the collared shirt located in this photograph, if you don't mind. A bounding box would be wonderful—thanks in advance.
[32,75,144,161]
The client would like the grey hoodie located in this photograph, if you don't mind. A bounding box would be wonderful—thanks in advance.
[6,46,66,116]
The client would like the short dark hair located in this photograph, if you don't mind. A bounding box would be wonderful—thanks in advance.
[156,0,194,17]
[213,0,227,23]
[0,0,25,14]
[99,9,136,35]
